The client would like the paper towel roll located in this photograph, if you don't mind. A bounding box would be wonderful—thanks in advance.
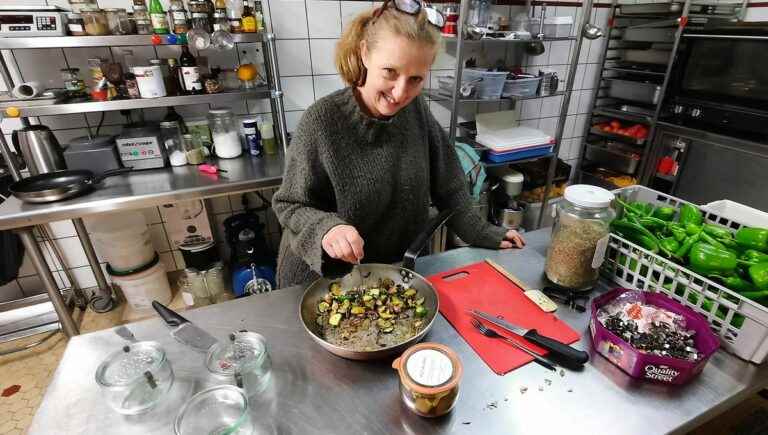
[12,81,42,99]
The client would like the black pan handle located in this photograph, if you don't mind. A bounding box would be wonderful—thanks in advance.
[523,329,589,367]
[402,209,454,271]
[152,300,189,327]
[91,168,132,185]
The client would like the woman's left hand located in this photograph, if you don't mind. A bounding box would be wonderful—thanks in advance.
[500,230,525,249]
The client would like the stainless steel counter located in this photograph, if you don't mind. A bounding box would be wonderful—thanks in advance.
[27,229,768,435]
[0,153,284,231]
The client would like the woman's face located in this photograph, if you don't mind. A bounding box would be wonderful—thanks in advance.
[359,32,435,118]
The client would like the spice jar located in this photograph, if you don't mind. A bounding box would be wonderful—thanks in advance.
[104,8,130,35]
[208,108,242,159]
[544,185,616,291]
[67,13,87,36]
[81,7,110,36]
[68,0,98,14]
[160,121,187,166]
[183,134,206,165]
[392,343,462,418]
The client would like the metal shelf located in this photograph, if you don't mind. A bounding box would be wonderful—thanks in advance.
[588,126,647,146]
[442,35,576,43]
[424,89,564,104]
[482,152,555,168]
[0,33,262,49]
[593,107,653,125]
[0,89,270,117]
[656,173,676,182]
[604,66,666,77]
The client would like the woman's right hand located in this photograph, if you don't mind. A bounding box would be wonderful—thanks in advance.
[322,225,365,264]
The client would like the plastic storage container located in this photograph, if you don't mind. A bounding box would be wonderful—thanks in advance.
[462,69,508,100]
[89,212,155,272]
[543,16,573,38]
[109,255,172,312]
[545,185,616,291]
[602,185,768,363]
[502,76,542,97]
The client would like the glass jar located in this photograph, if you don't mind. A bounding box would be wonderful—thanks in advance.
[392,343,462,417]
[135,19,152,34]
[183,134,206,165]
[60,68,86,95]
[67,13,87,36]
[104,8,131,35]
[81,7,110,35]
[544,185,616,291]
[208,108,241,159]
[68,0,98,14]
[160,121,187,166]
[203,331,271,396]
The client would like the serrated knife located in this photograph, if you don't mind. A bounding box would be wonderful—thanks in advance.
[152,301,218,352]
[470,309,589,367]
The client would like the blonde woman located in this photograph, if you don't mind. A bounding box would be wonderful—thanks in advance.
[272,0,525,287]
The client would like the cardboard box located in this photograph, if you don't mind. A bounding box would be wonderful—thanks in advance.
[160,199,214,248]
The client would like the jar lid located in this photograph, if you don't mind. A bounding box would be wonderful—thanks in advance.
[392,342,462,395]
[205,331,268,376]
[95,341,167,387]
[241,118,258,128]
[209,107,233,115]
[564,184,615,209]
[501,170,524,183]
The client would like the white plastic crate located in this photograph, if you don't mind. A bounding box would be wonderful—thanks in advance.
[602,185,768,363]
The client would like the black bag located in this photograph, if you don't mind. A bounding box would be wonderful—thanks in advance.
[0,230,24,286]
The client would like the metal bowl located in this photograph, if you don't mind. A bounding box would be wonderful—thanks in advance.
[299,264,440,361]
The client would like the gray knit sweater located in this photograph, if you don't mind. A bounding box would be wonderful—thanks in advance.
[271,87,507,288]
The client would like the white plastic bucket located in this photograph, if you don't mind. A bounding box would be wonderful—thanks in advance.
[109,257,172,312]
[89,211,155,272]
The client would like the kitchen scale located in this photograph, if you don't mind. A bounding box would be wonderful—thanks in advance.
[0,6,68,37]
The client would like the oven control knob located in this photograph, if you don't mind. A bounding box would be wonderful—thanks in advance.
[673,104,685,115]
[690,108,702,119]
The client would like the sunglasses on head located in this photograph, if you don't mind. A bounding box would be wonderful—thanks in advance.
[372,0,446,29]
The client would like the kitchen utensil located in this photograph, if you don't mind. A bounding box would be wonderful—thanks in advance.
[299,210,452,360]
[605,79,663,104]
[94,341,175,415]
[585,143,641,175]
[492,203,526,230]
[470,318,556,371]
[525,4,546,56]
[12,124,66,176]
[484,259,558,312]
[471,309,589,367]
[9,168,130,204]
[204,330,272,397]
[152,300,218,352]
[582,23,604,40]
[427,261,580,374]
[63,135,121,173]
[174,385,251,435]
[198,163,227,174]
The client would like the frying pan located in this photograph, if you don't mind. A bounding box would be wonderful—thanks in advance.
[9,168,131,204]
[299,210,453,360]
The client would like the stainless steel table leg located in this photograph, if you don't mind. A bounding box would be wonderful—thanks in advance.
[16,228,79,337]
[72,218,115,313]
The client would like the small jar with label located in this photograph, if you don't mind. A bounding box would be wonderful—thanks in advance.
[67,13,87,36]
[160,121,187,166]
[208,108,241,159]
[241,119,262,157]
[392,343,462,418]
[81,7,110,36]
[183,134,206,165]
[544,185,616,291]
[104,8,131,35]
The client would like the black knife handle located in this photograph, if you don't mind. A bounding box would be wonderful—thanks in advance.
[152,301,189,327]
[524,329,589,366]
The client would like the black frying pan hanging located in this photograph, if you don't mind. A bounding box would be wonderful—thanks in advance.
[9,168,131,204]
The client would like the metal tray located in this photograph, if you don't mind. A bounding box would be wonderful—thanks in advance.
[606,79,662,104]
[622,49,671,65]
[584,143,641,175]
[589,126,646,146]
[619,3,682,15]
[624,27,677,43]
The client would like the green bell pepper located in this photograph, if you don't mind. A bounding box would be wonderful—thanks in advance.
[668,224,687,242]
[742,249,768,263]
[685,223,702,236]
[748,263,768,291]
[679,203,703,226]
[688,243,746,275]
[659,237,680,258]
[735,227,768,252]
[652,206,676,221]
[702,223,734,240]
[709,274,758,294]
[675,233,700,259]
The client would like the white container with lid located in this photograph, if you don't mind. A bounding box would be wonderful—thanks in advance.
[88,211,156,272]
[131,65,167,98]
[501,169,525,197]
[544,185,616,291]
[109,255,172,312]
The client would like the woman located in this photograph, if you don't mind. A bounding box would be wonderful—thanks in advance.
[272,1,525,288]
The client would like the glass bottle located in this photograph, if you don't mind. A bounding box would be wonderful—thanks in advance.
[165,58,182,96]
[211,10,235,50]
[149,0,169,34]
[164,106,187,133]
[169,0,189,34]
[259,120,277,155]
[178,45,203,94]
[544,185,616,291]
[241,0,256,33]
[253,1,263,32]
[160,121,187,166]
[226,0,243,33]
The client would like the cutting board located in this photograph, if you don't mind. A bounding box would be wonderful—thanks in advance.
[428,261,580,375]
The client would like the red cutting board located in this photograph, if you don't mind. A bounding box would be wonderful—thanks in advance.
[428,261,580,375]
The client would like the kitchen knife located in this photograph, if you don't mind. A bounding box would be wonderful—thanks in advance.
[470,309,589,367]
[152,301,218,352]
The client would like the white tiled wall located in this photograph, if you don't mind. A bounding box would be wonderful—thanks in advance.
[2,0,768,302]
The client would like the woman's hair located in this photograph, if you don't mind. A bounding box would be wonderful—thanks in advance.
[335,7,441,86]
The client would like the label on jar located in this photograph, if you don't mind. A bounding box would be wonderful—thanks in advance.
[172,11,188,21]
[151,13,169,31]
[406,349,453,387]
[592,234,609,269]
[180,66,202,91]
[68,23,84,33]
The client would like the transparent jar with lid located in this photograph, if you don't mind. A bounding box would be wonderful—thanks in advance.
[544,184,616,291]
[81,7,110,35]
[208,108,242,158]
[183,134,206,165]
[392,342,462,417]
[104,8,131,35]
[67,13,87,35]
[160,121,187,166]
[68,0,98,14]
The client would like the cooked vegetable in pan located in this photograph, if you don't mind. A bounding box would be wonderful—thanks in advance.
[316,277,428,351]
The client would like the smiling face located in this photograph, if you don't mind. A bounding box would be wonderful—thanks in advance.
[358,32,435,118]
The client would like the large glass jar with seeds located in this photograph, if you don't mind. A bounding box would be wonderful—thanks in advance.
[544,185,615,291]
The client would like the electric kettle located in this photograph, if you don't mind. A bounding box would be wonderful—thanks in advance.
[12,124,66,175]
